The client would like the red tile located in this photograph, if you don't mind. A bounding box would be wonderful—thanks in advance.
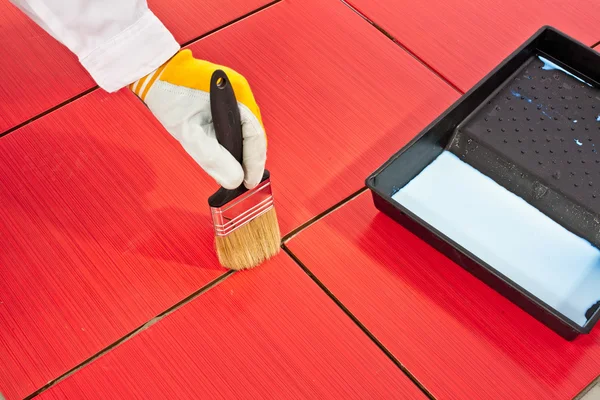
[287,192,600,399]
[0,90,226,400]
[0,0,272,134]
[37,255,425,400]
[0,1,457,397]
[0,4,94,134]
[346,0,600,92]
[147,0,274,45]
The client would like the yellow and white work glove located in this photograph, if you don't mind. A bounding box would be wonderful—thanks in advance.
[130,49,267,190]
[8,0,265,189]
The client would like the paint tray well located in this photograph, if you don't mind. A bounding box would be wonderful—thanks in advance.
[367,26,600,340]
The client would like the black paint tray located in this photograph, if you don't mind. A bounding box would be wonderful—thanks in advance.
[366,26,600,340]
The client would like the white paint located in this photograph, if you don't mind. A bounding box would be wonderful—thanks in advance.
[392,151,600,326]
[538,55,593,87]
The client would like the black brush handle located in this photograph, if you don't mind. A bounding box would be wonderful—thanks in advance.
[210,69,243,165]
[208,70,270,208]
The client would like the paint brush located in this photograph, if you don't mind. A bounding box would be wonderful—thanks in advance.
[208,69,280,270]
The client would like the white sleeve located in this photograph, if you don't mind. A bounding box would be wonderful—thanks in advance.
[9,0,180,92]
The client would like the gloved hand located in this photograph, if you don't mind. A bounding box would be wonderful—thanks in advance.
[129,49,267,190]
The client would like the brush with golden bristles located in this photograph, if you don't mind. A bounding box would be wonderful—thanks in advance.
[208,69,280,270]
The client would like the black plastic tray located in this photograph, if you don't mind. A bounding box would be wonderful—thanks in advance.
[366,26,600,340]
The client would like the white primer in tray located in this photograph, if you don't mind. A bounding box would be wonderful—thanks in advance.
[392,151,600,326]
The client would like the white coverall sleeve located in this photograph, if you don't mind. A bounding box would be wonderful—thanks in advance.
[10,0,180,92]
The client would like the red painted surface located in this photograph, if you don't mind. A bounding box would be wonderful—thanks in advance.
[0,1,457,398]
[0,0,271,134]
[347,0,600,92]
[288,192,600,399]
[0,90,226,400]
[0,4,93,134]
[147,0,274,44]
[38,255,425,400]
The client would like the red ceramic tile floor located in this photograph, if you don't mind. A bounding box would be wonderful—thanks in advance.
[346,0,600,92]
[0,0,458,398]
[287,192,600,399]
[36,255,426,400]
[0,90,227,400]
[0,3,94,134]
[0,0,273,135]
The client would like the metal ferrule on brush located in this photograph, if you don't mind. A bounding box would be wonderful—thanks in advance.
[210,177,274,237]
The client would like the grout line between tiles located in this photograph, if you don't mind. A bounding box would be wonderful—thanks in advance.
[338,0,464,95]
[282,245,437,400]
[0,0,283,140]
[179,0,281,47]
[0,87,98,139]
[281,187,367,243]
[341,0,600,93]
[24,271,235,399]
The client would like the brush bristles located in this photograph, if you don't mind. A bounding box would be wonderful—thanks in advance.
[215,207,281,270]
